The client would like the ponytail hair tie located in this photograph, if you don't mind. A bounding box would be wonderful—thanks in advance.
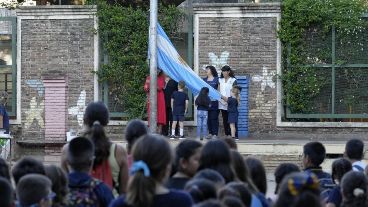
[93,120,100,126]
[288,173,319,196]
[353,188,365,197]
[130,160,151,177]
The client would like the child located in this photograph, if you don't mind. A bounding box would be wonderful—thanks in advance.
[109,134,193,207]
[171,81,189,139]
[344,139,366,172]
[0,177,13,207]
[195,87,211,140]
[341,171,368,207]
[326,158,352,207]
[167,139,203,190]
[125,119,148,168]
[221,86,240,140]
[66,137,114,207]
[0,157,10,182]
[302,142,334,199]
[12,156,46,185]
[184,179,217,204]
[45,165,69,207]
[16,174,54,207]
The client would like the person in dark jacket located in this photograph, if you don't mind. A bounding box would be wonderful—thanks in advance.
[162,73,178,136]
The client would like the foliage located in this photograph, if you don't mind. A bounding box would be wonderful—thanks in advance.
[96,1,183,119]
[278,0,368,113]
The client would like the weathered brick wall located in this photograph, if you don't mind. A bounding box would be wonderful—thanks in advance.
[17,6,96,145]
[195,4,279,135]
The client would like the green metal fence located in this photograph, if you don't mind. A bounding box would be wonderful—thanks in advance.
[285,17,368,120]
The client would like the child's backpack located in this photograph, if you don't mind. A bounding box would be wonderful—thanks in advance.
[68,179,101,207]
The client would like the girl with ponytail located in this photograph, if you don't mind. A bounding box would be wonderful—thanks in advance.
[109,134,193,207]
[341,171,368,207]
[61,102,129,194]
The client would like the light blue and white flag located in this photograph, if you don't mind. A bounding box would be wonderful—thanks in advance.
[154,23,221,100]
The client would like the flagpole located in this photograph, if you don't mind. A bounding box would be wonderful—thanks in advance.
[149,0,158,133]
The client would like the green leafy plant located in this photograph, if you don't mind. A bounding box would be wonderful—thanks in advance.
[95,1,183,119]
[279,0,368,114]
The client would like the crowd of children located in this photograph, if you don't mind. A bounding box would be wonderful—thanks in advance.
[1,101,368,207]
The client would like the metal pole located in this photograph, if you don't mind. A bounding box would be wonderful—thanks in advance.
[149,0,158,133]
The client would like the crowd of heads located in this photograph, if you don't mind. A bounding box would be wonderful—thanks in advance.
[1,102,368,207]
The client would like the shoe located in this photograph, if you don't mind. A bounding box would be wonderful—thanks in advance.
[212,135,218,139]
[179,135,185,139]
[234,137,239,141]
[205,135,212,140]
[169,135,176,140]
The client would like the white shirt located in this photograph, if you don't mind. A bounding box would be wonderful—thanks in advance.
[218,77,236,110]
[352,160,366,172]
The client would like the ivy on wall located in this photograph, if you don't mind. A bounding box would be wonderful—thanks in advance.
[95,1,183,119]
[278,0,368,114]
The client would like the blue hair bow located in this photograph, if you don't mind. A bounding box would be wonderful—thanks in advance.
[130,160,151,177]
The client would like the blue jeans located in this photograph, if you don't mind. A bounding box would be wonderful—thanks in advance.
[197,110,208,138]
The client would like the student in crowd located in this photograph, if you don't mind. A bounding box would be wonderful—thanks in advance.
[245,157,270,207]
[12,156,45,184]
[184,179,217,204]
[203,65,220,139]
[219,65,237,137]
[341,171,368,207]
[0,157,10,181]
[67,137,114,207]
[224,137,237,150]
[171,80,189,139]
[274,172,321,207]
[230,150,258,191]
[302,141,334,198]
[167,139,202,190]
[110,134,193,207]
[194,199,225,207]
[125,119,148,168]
[16,174,54,207]
[221,86,240,140]
[45,165,69,207]
[0,177,13,207]
[221,196,245,207]
[61,101,129,194]
[198,139,236,183]
[344,139,366,172]
[274,163,300,195]
[195,87,211,140]
[218,182,252,207]
[193,169,226,190]
[163,73,178,136]
[326,158,352,207]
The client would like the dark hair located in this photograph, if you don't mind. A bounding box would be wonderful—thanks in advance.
[184,178,217,203]
[67,137,95,172]
[206,65,218,77]
[12,157,45,184]
[244,157,267,194]
[178,80,186,89]
[341,171,368,207]
[45,165,68,206]
[195,87,210,108]
[219,182,252,207]
[198,139,235,183]
[194,199,225,207]
[83,101,111,167]
[222,196,245,207]
[193,169,226,188]
[126,134,173,207]
[16,174,52,207]
[174,139,202,176]
[0,157,10,181]
[303,142,326,167]
[0,177,13,207]
[274,163,300,194]
[345,139,364,160]
[223,137,237,150]
[220,65,235,78]
[230,150,258,193]
[331,158,352,184]
[125,119,148,153]
[274,172,321,207]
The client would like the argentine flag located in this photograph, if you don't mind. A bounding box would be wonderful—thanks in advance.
[155,23,221,100]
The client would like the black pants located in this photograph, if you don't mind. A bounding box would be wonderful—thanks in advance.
[162,107,178,136]
[221,109,231,136]
[208,109,219,136]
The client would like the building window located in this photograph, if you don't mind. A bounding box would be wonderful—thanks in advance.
[0,17,16,118]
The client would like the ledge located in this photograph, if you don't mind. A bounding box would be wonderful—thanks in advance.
[16,5,96,16]
[16,140,66,147]
[193,2,281,10]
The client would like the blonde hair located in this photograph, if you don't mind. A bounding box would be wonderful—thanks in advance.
[231,86,240,104]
